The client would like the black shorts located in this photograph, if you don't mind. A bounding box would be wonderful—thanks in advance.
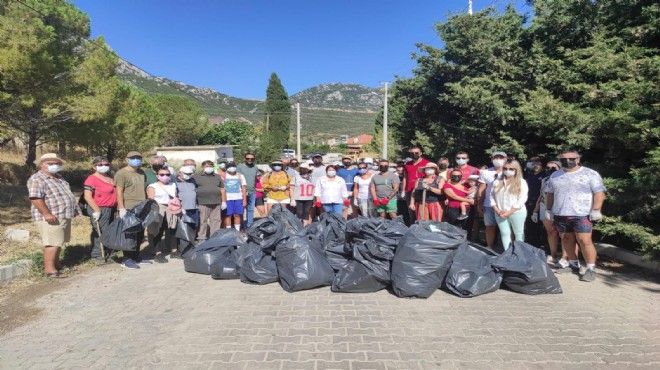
[255,196,264,206]
[553,215,593,234]
[295,200,314,220]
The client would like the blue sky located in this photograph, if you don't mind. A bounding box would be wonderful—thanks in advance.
[72,0,530,99]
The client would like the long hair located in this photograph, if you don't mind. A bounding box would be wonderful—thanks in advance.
[495,160,523,196]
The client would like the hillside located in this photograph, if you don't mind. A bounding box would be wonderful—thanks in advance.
[116,60,380,141]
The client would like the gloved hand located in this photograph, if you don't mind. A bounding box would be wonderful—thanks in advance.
[381,198,390,205]
[353,198,359,207]
[422,182,430,190]
[315,201,322,208]
[544,210,553,221]
[589,209,603,221]
[373,199,381,206]
[343,199,350,207]
[531,213,538,223]
[118,208,127,218]
[221,202,227,210]
[401,191,406,198]
[290,199,297,207]
[92,212,101,222]
[279,186,288,191]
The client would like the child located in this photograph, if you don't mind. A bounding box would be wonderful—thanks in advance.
[457,175,479,220]
[223,162,247,231]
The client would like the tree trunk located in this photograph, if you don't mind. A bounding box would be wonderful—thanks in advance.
[24,130,38,168]
[106,145,115,163]
[58,141,67,158]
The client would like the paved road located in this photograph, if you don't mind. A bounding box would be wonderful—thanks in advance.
[1,259,659,369]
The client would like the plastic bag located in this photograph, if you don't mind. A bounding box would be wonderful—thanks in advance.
[276,236,335,292]
[184,244,235,275]
[122,199,160,233]
[269,204,304,235]
[492,241,562,295]
[246,217,284,252]
[391,222,464,298]
[445,243,502,298]
[100,218,137,251]
[240,254,279,284]
[175,213,196,243]
[199,228,246,250]
[306,213,350,271]
[331,261,387,293]
[210,256,241,280]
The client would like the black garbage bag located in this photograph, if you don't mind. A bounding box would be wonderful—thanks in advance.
[175,213,196,243]
[275,236,335,292]
[492,241,562,295]
[236,242,279,284]
[246,217,285,252]
[391,222,465,298]
[306,213,350,272]
[199,228,246,250]
[210,251,241,280]
[184,229,244,275]
[445,243,503,298]
[331,261,387,293]
[269,204,304,235]
[352,238,395,284]
[123,199,159,233]
[100,217,138,251]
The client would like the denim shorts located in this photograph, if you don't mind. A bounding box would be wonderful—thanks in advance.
[553,215,593,234]
[483,207,497,226]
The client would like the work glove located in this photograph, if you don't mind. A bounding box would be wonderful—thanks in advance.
[589,210,603,222]
[279,186,288,191]
[353,198,359,207]
[422,182,430,190]
[531,213,538,223]
[221,202,227,210]
[343,199,350,207]
[118,208,127,218]
[381,198,390,205]
[315,201,322,208]
[401,191,406,198]
[373,199,381,206]
[92,212,101,222]
[289,199,297,208]
[544,210,553,221]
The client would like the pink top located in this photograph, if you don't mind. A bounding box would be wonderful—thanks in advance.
[255,177,264,199]
[443,182,468,209]
[84,174,118,207]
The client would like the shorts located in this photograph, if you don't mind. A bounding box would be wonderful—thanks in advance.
[36,218,71,247]
[483,206,497,226]
[553,215,592,234]
[226,199,244,216]
[266,198,290,204]
[295,200,313,220]
[375,198,397,214]
[255,197,264,206]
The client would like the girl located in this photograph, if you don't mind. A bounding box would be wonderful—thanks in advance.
[490,160,529,250]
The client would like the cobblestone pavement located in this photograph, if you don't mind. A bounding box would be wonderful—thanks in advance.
[0,259,658,369]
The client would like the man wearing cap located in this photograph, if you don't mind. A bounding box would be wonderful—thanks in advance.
[524,156,548,247]
[115,151,147,269]
[237,153,258,228]
[337,156,359,219]
[477,151,507,249]
[404,146,429,225]
[310,154,326,184]
[27,153,78,278]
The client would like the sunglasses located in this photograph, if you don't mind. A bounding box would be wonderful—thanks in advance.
[456,157,467,160]
[410,152,421,155]
[157,173,171,177]
[546,167,558,170]
[245,158,255,161]
[561,157,578,161]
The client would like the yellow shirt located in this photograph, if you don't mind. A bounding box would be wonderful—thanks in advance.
[263,171,291,201]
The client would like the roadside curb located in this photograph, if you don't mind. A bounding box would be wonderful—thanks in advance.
[596,243,660,273]
[0,259,33,283]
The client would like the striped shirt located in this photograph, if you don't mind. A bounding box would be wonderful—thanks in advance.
[27,171,77,221]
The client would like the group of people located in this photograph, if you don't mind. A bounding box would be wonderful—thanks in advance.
[27,145,606,282]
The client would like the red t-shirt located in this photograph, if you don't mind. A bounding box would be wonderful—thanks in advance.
[443,182,468,209]
[84,174,118,207]
[457,165,480,182]
[405,158,429,192]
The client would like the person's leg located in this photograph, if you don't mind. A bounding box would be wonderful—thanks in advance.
[43,246,60,274]
[483,207,497,248]
[509,210,527,242]
[404,192,414,226]
[233,215,241,231]
[495,215,513,250]
[302,201,313,225]
[543,220,558,257]
[460,202,467,216]
[295,200,304,221]
[266,202,274,215]
[208,204,222,237]
[197,204,210,241]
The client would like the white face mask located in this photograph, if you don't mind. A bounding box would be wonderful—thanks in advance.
[47,164,62,174]
[492,159,505,168]
[182,174,192,180]
[203,167,214,174]
[503,170,516,177]
[96,165,110,173]
[227,167,237,173]
[184,165,195,173]
[218,163,226,169]
[327,171,336,177]
[388,167,396,173]
[425,169,436,176]
[526,162,534,170]
[456,158,468,166]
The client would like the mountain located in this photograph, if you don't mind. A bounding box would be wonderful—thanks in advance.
[116,60,381,140]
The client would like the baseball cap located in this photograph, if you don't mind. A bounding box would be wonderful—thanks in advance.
[126,151,142,158]
[491,151,507,158]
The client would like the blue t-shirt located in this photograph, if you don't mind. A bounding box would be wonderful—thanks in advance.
[337,167,359,192]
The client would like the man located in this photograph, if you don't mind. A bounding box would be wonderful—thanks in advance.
[454,151,480,182]
[524,156,547,247]
[216,158,228,180]
[183,158,197,174]
[282,158,297,177]
[288,158,300,173]
[436,157,450,180]
[144,155,165,187]
[337,156,359,219]
[196,160,225,242]
[404,146,429,225]
[115,151,148,269]
[237,153,258,228]
[545,149,606,282]
[27,153,78,278]
[310,154,326,184]
[477,151,507,249]
[370,159,401,220]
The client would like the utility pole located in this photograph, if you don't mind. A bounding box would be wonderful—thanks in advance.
[296,102,301,161]
[468,0,473,15]
[381,82,389,160]
[266,114,269,131]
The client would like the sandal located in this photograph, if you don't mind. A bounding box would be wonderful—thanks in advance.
[45,271,68,279]
[57,265,72,272]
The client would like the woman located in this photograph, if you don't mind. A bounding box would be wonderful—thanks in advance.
[490,160,528,250]
[174,166,197,259]
[442,169,474,229]
[533,161,562,263]
[255,169,267,218]
[289,167,315,225]
[146,167,180,263]
[314,165,349,217]
[352,162,373,217]
[262,160,292,214]
[83,156,117,262]
[410,163,445,222]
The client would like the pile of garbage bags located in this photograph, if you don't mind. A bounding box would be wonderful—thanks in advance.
[101,200,159,251]
[182,205,562,298]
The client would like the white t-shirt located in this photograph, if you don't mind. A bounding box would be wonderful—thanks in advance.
[223,173,247,201]
[310,165,327,184]
[478,168,502,208]
[290,174,315,201]
[314,176,348,204]
[489,179,529,212]
[353,174,373,200]
[148,182,177,205]
[545,167,606,217]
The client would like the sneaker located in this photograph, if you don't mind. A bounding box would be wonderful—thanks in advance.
[457,213,468,220]
[154,254,169,264]
[136,259,153,265]
[169,251,182,259]
[552,260,569,269]
[555,265,580,275]
[580,268,596,282]
[121,259,140,270]
[546,255,555,264]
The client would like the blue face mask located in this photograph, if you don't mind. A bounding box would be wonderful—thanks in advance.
[128,158,142,168]
[358,169,367,175]
[273,166,282,171]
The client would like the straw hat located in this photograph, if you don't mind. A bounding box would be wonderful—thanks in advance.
[34,153,66,165]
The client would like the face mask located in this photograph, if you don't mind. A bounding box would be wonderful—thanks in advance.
[358,169,367,175]
[47,164,62,174]
[560,158,578,169]
[425,169,436,176]
[182,174,192,180]
[313,160,322,166]
[412,153,421,159]
[157,175,170,182]
[450,175,462,183]
[96,165,110,173]
[272,165,282,171]
[388,167,397,173]
[290,162,299,168]
[218,163,226,169]
[128,158,142,168]
[455,159,468,166]
[492,159,505,168]
[372,165,379,170]
[379,165,389,172]
[327,170,336,177]
[184,165,195,173]
[227,167,237,173]
[301,174,310,180]
[526,162,534,170]
[438,163,448,170]
[546,168,558,175]
[343,162,351,167]
[503,170,516,177]
[203,167,214,174]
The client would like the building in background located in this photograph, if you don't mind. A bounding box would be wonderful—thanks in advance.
[155,145,235,166]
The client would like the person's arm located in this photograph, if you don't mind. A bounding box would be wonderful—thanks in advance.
[146,186,156,200]
[427,177,445,194]
[592,191,605,211]
[30,198,58,223]
[444,187,473,204]
[370,181,378,200]
[84,189,100,214]
[352,179,359,200]
[477,182,487,212]
[504,180,527,217]
[241,185,247,206]
[389,183,399,199]
[116,186,125,209]
[401,177,407,197]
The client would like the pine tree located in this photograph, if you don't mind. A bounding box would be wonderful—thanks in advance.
[263,73,291,152]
